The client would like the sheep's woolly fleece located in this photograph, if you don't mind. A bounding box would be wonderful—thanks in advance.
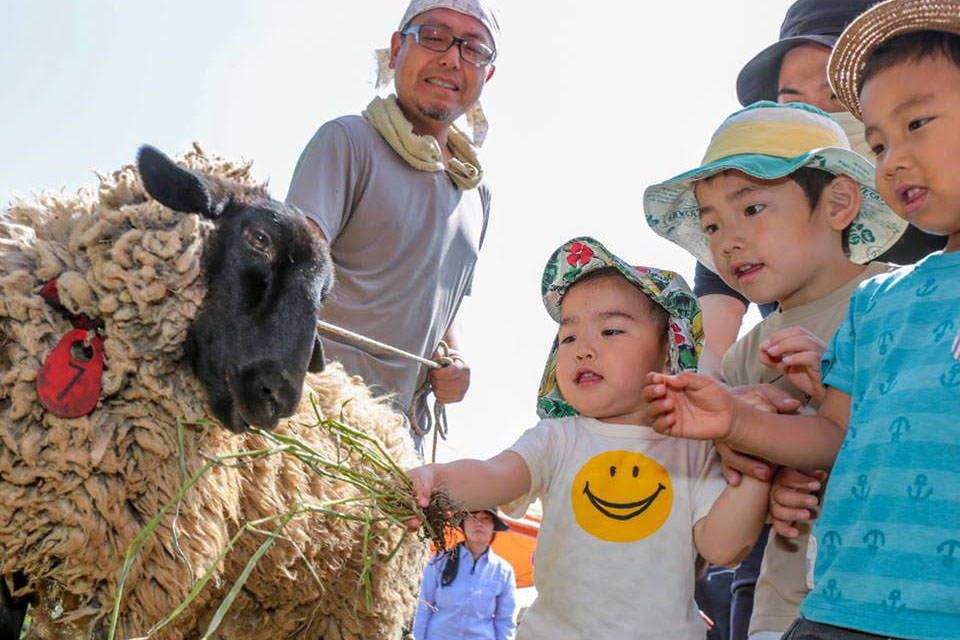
[0,145,426,639]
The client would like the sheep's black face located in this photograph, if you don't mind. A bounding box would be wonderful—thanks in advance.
[137,146,333,432]
[185,201,332,431]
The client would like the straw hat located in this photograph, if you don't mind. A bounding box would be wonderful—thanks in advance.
[829,0,960,120]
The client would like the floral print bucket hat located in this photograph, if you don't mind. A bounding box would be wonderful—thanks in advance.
[536,237,704,419]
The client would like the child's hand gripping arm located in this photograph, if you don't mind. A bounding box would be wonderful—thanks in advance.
[769,467,828,538]
[406,451,532,529]
[759,326,828,403]
[643,371,851,470]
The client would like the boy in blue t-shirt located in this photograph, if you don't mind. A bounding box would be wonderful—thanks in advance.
[643,1,960,638]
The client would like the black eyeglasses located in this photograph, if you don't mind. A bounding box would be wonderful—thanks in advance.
[401,24,496,67]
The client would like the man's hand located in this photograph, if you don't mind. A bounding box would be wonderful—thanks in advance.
[769,467,827,538]
[759,327,827,402]
[642,372,736,440]
[718,384,802,485]
[430,352,470,404]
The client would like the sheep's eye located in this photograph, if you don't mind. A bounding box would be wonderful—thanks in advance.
[243,227,272,256]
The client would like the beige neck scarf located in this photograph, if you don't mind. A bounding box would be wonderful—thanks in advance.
[362,95,483,190]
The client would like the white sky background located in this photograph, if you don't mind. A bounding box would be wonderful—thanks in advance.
[1,1,793,462]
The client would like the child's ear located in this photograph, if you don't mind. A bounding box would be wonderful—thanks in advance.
[822,175,862,231]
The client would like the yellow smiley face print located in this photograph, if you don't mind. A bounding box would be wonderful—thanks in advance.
[571,450,673,542]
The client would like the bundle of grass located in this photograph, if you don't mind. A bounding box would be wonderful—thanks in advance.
[0,146,441,639]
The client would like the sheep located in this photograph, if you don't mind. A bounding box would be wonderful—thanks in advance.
[0,145,427,639]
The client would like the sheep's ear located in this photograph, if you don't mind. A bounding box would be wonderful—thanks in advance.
[308,333,325,373]
[137,145,227,219]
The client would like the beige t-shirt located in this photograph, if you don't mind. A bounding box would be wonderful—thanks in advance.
[720,261,893,635]
[505,416,725,640]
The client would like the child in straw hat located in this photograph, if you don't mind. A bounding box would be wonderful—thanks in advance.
[645,2,960,636]
[643,99,906,640]
[408,237,769,640]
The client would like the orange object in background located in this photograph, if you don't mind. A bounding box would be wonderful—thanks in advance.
[434,505,541,589]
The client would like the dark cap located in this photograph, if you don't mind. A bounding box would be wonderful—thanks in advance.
[736,0,879,106]
[466,509,509,531]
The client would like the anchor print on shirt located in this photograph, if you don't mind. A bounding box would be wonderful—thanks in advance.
[878,372,898,395]
[851,474,870,500]
[938,540,960,567]
[888,416,910,443]
[877,330,895,355]
[934,319,955,342]
[863,529,886,554]
[916,278,938,297]
[881,589,907,614]
[822,530,842,554]
[907,474,933,501]
[941,362,960,389]
[841,424,857,450]
[823,578,842,602]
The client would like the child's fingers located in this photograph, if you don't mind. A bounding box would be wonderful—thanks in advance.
[650,413,676,434]
[640,382,667,403]
[644,395,675,418]
[764,334,826,358]
[404,516,423,531]
[779,351,822,369]
[775,467,823,492]
[771,518,801,538]
[716,442,773,482]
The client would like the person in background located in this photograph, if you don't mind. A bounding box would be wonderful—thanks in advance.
[286,0,499,453]
[414,509,517,640]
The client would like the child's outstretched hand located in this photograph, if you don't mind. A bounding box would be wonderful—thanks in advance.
[404,464,437,531]
[642,372,736,440]
[769,467,828,538]
[759,327,827,402]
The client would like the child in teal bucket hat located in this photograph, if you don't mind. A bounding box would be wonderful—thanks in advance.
[642,100,908,640]
[407,237,769,640]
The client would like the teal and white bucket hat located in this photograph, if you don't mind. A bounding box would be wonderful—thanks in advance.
[536,237,703,419]
[643,101,906,273]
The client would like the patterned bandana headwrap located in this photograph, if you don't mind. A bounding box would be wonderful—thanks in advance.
[374,0,501,147]
[536,237,704,419]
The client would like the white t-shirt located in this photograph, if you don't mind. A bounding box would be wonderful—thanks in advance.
[505,416,726,640]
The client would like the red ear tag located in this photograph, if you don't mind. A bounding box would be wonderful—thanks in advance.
[36,329,105,418]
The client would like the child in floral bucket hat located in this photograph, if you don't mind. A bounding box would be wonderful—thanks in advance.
[407,237,769,640]
[536,237,702,418]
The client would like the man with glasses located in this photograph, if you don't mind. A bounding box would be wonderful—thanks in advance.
[286,0,498,453]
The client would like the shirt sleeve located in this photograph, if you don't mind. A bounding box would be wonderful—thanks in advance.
[691,444,727,524]
[413,556,440,640]
[821,292,858,395]
[494,563,518,640]
[503,420,561,518]
[285,120,359,243]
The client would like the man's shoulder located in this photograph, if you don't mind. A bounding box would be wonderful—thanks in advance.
[318,114,378,145]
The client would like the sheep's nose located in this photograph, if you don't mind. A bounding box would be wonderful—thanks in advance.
[238,364,300,428]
